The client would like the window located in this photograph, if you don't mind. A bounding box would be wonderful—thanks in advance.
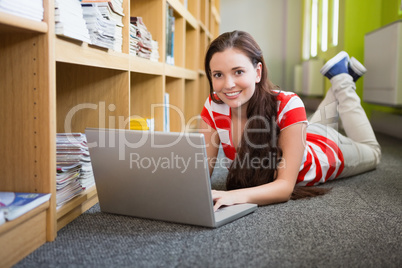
[332,0,339,46]
[303,0,339,59]
[302,0,311,60]
[310,0,318,57]
[321,0,328,52]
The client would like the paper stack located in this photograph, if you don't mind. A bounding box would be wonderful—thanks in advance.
[0,0,43,21]
[56,133,95,208]
[54,0,91,43]
[82,0,125,52]
[129,17,159,61]
[81,2,116,50]
[109,0,124,52]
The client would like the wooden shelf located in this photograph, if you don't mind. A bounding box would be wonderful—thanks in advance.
[165,64,198,79]
[0,11,48,33]
[130,55,165,75]
[199,22,213,39]
[55,37,130,71]
[167,0,198,29]
[0,0,220,264]
[56,186,98,231]
[211,6,221,24]
[0,201,49,267]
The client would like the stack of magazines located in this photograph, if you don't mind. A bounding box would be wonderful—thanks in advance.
[129,17,159,61]
[56,133,95,208]
[0,0,44,21]
[54,0,91,43]
[83,0,125,52]
[81,2,116,50]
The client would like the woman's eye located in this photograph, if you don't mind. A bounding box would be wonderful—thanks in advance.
[235,70,244,75]
[213,73,222,78]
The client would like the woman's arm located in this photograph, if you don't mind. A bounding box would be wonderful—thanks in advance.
[212,122,307,211]
[199,119,221,176]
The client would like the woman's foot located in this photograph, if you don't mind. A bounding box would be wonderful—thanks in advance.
[348,57,367,82]
[320,51,349,80]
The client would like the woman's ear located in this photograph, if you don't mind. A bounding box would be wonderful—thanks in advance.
[255,62,262,83]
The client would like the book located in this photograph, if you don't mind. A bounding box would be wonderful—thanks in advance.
[0,0,44,22]
[165,4,175,65]
[147,118,155,131]
[164,93,170,132]
[0,210,5,225]
[0,192,51,223]
[54,0,91,43]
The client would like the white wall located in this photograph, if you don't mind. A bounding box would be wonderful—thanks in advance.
[220,0,302,90]
[284,0,303,91]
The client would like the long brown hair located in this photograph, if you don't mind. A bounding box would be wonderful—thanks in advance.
[205,31,281,190]
[205,31,330,199]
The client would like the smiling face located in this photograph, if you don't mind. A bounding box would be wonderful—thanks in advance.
[209,48,262,113]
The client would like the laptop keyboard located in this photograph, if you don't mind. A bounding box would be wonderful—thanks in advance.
[215,206,229,214]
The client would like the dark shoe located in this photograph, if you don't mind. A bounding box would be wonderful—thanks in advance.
[320,51,349,79]
[348,57,367,82]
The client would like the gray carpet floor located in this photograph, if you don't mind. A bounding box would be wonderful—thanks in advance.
[16,132,402,268]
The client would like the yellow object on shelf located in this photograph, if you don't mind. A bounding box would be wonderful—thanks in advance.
[130,117,149,130]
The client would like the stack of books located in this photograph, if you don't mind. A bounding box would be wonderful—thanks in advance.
[110,0,124,15]
[110,0,124,52]
[81,2,116,50]
[56,133,95,208]
[0,0,44,22]
[129,17,159,61]
[54,0,91,43]
[83,0,125,52]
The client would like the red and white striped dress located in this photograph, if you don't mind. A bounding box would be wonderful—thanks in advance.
[200,90,344,186]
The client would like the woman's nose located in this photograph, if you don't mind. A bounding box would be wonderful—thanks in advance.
[224,76,235,89]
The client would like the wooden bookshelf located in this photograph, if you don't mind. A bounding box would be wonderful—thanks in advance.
[56,187,98,230]
[0,0,219,265]
[0,11,48,33]
[0,202,50,268]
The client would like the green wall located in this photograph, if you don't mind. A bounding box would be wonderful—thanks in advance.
[312,0,402,117]
[344,0,402,116]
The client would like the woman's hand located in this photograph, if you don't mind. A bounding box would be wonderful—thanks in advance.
[211,189,246,211]
[211,123,307,210]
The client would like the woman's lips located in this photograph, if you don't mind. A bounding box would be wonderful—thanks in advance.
[224,91,242,99]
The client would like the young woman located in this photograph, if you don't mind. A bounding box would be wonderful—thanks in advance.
[199,31,381,211]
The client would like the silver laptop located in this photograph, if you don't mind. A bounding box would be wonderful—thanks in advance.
[85,128,257,228]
